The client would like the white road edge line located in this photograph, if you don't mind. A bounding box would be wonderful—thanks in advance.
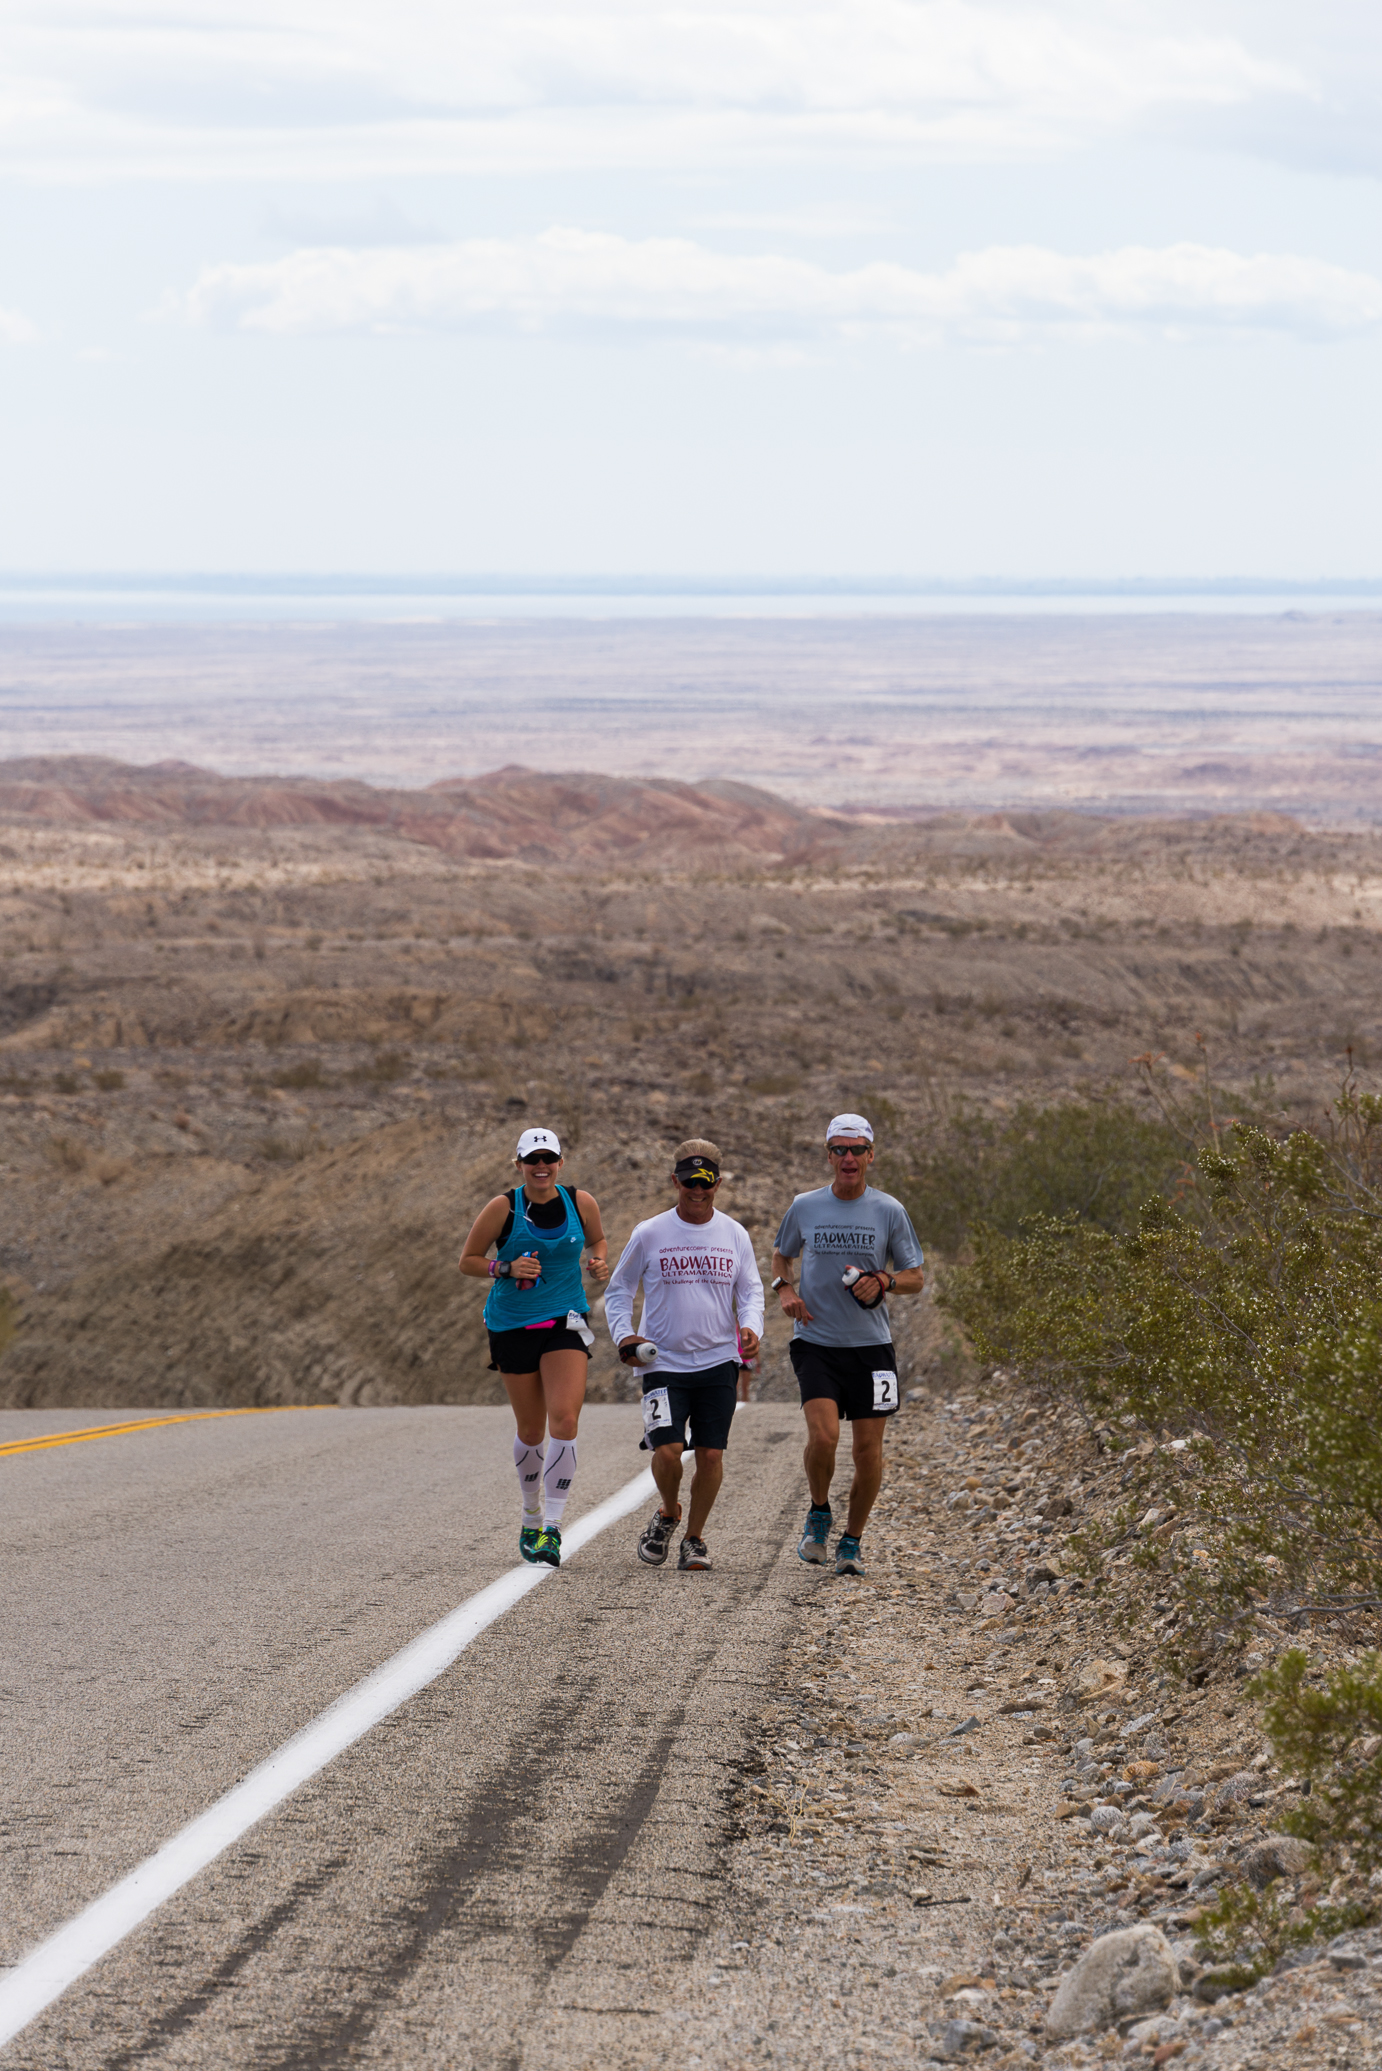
[0,1464,657,2052]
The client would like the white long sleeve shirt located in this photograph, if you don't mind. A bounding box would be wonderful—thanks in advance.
[604,1207,765,1374]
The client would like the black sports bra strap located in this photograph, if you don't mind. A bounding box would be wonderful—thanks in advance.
[498,1184,575,1247]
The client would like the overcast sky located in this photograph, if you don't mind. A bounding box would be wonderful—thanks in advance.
[2,0,1379,577]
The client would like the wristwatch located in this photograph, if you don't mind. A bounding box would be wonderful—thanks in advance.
[771,1275,792,1292]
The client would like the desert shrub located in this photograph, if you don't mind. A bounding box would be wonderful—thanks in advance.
[45,1134,89,1173]
[1192,1648,1382,1972]
[257,1131,319,1163]
[942,1069,1382,1649]
[271,1059,329,1091]
[0,1286,15,1358]
[352,1049,409,1085]
[92,1069,125,1091]
[52,1071,82,1094]
[884,1097,1184,1256]
[1254,1649,1382,1876]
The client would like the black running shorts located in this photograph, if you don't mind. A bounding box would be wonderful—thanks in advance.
[488,1322,592,1374]
[640,1362,739,1451]
[790,1340,900,1420]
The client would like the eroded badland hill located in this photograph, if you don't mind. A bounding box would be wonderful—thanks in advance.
[2,757,1381,1410]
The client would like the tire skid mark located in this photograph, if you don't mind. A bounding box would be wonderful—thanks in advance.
[56,1856,352,2071]
[260,1732,562,2071]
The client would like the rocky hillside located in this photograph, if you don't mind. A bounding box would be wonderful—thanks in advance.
[0,758,844,865]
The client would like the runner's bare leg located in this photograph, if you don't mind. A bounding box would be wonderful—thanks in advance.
[651,1442,684,1517]
[803,1397,841,1508]
[685,1447,724,1539]
[845,1418,885,1537]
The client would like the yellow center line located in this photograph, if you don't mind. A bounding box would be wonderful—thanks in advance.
[0,1405,335,1459]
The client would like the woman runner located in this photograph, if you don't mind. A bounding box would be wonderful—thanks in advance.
[458,1126,609,1567]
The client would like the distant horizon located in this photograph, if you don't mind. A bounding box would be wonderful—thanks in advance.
[1,574,1379,597]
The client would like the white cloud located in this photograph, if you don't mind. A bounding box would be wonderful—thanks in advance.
[168,228,1382,346]
[0,303,39,343]
[0,1,1320,179]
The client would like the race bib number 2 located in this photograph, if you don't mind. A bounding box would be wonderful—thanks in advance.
[641,1386,673,1438]
[872,1368,899,1412]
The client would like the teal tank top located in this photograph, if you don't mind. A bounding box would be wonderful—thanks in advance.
[483,1184,589,1331]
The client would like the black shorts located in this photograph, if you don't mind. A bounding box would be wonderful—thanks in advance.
[488,1322,592,1374]
[640,1362,738,1452]
[790,1340,900,1420]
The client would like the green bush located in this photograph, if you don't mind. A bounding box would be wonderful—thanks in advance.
[942,1069,1382,1648]
[884,1097,1185,1256]
[1254,1648,1382,1877]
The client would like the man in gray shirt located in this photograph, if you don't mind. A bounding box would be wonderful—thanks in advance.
[771,1112,925,1577]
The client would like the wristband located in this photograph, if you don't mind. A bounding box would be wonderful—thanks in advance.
[487,1258,512,1278]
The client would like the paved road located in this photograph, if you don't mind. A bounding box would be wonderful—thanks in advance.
[2,1403,812,2068]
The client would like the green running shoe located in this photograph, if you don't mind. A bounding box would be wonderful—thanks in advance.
[797,1505,831,1564]
[835,1533,865,1576]
[534,1525,562,1568]
[519,1524,541,1564]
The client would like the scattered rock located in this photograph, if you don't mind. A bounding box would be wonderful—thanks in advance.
[1044,1925,1179,2039]
[929,2016,998,2059]
[1212,1769,1259,1809]
[1242,1833,1314,1888]
[1194,1963,1256,2003]
[1070,1658,1126,1702]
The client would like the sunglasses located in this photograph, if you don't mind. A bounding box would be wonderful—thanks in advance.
[828,1143,871,1158]
[520,1151,561,1165]
[677,1175,718,1190]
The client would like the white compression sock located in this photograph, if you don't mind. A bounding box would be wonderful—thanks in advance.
[514,1436,546,1523]
[543,1439,578,1527]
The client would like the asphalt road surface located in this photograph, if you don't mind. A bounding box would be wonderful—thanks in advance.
[2,1402,812,2069]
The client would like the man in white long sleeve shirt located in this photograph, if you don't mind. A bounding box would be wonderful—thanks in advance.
[605,1138,764,1571]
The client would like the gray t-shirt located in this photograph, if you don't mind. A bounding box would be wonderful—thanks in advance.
[774,1184,924,1348]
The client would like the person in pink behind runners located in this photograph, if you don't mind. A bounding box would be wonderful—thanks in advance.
[458,1127,609,1570]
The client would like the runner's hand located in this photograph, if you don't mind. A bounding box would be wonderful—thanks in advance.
[849,1272,886,1306]
[584,1253,610,1283]
[618,1335,643,1365]
[737,1327,760,1360]
[779,1288,813,1325]
[509,1253,542,1283]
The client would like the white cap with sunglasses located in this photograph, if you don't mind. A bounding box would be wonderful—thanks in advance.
[515,1128,561,1160]
[825,1114,873,1145]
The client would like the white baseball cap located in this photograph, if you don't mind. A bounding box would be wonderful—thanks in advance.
[825,1113,874,1144]
[515,1126,562,1159]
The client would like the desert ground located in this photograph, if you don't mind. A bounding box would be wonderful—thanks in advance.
[0,611,1379,815]
[2,753,1380,1411]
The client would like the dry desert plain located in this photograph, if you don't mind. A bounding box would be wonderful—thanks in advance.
[2,753,1381,1412]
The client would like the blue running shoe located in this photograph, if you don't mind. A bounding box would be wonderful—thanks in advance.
[519,1525,541,1564]
[797,1505,831,1564]
[534,1525,562,1568]
[835,1533,865,1576]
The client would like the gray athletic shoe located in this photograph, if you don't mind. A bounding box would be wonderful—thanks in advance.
[797,1505,832,1564]
[678,1535,712,1570]
[835,1533,866,1576]
[637,1508,680,1566]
